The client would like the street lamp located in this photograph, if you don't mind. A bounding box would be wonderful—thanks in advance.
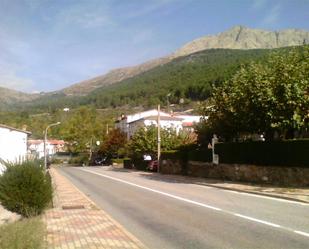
[44,122,61,171]
[166,93,171,113]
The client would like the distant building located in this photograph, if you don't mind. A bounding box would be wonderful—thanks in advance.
[115,109,202,139]
[0,124,31,173]
[28,139,66,158]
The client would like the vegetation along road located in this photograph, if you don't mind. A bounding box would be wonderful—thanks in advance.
[59,166,309,249]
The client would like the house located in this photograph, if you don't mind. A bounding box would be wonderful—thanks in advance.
[115,109,202,139]
[28,139,65,158]
[0,124,31,173]
[175,114,203,132]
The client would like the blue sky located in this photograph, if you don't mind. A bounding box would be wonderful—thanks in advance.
[0,0,308,93]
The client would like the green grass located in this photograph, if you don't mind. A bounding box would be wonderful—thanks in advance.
[0,217,45,249]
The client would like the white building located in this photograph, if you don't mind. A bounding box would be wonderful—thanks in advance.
[28,139,65,158]
[0,124,31,173]
[115,109,202,138]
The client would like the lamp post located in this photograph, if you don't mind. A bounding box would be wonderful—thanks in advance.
[44,122,61,171]
[166,93,171,113]
[157,104,161,173]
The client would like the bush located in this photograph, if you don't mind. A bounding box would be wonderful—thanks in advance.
[0,160,53,217]
[123,158,133,169]
[215,139,309,167]
[161,144,212,162]
[161,150,180,160]
[68,153,89,165]
[187,148,212,162]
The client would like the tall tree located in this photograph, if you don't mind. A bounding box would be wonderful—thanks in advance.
[199,46,309,140]
[59,107,104,152]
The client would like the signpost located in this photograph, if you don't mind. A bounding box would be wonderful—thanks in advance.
[212,134,219,165]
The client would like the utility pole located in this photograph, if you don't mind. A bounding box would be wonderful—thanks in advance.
[157,104,161,173]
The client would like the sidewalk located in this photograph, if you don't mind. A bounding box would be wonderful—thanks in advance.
[44,167,146,249]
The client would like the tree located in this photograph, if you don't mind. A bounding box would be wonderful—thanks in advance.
[199,46,309,140]
[59,107,104,152]
[128,125,193,158]
[99,128,127,157]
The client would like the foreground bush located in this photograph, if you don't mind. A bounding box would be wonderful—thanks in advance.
[0,160,53,217]
[0,217,45,249]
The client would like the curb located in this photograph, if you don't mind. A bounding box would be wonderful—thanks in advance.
[108,168,309,205]
[196,182,309,204]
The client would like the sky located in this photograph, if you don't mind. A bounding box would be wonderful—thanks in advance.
[0,0,308,93]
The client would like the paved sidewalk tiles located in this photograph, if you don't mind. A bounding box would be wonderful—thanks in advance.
[44,168,146,249]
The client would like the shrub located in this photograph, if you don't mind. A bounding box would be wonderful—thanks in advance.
[68,153,89,165]
[0,160,53,217]
[215,139,309,167]
[187,148,212,162]
[123,158,133,169]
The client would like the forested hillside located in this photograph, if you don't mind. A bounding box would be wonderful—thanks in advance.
[1,46,304,140]
[10,48,275,112]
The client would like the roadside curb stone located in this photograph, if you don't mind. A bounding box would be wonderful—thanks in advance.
[117,168,309,204]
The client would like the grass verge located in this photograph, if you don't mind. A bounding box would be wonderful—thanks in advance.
[0,217,45,249]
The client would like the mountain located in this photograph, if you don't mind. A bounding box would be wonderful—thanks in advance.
[13,48,274,111]
[173,25,309,57]
[1,26,309,106]
[0,86,38,105]
[61,26,309,96]
[62,57,171,96]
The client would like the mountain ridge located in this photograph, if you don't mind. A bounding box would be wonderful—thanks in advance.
[61,25,309,95]
[1,26,308,104]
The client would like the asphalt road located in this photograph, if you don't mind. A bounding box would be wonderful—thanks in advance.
[59,166,309,249]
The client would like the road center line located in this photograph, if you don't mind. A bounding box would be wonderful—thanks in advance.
[78,168,309,238]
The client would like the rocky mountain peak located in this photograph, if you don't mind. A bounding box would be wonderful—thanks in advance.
[173,26,309,57]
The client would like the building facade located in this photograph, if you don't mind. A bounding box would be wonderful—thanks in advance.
[0,124,31,173]
[115,109,202,139]
[28,139,66,158]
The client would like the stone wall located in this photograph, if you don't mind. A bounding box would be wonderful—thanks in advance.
[160,159,309,187]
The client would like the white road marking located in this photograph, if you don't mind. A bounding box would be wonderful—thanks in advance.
[233,213,281,228]
[79,168,221,211]
[294,231,309,237]
[78,168,309,238]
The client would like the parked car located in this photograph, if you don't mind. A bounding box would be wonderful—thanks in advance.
[147,160,158,171]
[93,156,110,166]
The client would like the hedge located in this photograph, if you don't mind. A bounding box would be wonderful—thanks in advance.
[161,146,212,163]
[215,139,309,167]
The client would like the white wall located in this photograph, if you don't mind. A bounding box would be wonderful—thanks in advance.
[29,142,57,158]
[0,127,28,172]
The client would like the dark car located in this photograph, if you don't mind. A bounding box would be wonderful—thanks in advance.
[93,156,110,166]
[147,160,158,171]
